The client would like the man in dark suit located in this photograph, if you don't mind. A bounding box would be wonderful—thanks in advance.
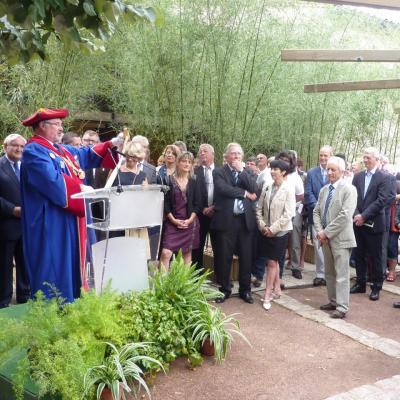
[0,133,30,308]
[211,143,258,304]
[192,144,217,270]
[351,147,395,301]
[304,145,333,285]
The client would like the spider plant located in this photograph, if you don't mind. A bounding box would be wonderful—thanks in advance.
[189,306,251,363]
[82,342,164,400]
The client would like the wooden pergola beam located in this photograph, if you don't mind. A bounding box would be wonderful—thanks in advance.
[304,79,400,93]
[282,50,400,62]
[301,0,400,10]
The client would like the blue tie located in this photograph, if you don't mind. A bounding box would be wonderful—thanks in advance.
[322,184,334,228]
[13,162,20,181]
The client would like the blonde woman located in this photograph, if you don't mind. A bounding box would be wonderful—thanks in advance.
[157,144,180,185]
[256,159,295,311]
[160,152,202,268]
[112,141,147,186]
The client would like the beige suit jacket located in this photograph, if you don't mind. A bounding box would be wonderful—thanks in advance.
[256,180,295,235]
[313,179,357,249]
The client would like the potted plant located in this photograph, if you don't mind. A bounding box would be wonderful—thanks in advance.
[189,306,250,363]
[82,342,163,400]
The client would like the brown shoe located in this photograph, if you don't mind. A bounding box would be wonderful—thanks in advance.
[331,310,346,319]
[320,303,336,311]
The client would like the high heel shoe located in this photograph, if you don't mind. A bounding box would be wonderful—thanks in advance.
[271,292,281,300]
[263,301,272,311]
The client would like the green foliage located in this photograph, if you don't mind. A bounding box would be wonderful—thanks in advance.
[189,307,250,363]
[0,256,246,399]
[0,0,158,65]
[82,342,163,400]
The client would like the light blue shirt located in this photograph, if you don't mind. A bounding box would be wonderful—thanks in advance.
[364,167,377,197]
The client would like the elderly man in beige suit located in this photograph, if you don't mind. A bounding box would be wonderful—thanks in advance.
[313,156,357,318]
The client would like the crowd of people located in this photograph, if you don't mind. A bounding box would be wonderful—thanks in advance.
[1,107,400,319]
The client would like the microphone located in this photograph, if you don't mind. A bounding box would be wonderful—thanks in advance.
[107,147,123,193]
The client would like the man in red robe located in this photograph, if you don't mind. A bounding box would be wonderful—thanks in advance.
[21,108,121,302]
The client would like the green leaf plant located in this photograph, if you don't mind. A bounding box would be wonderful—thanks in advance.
[189,306,251,363]
[82,342,164,400]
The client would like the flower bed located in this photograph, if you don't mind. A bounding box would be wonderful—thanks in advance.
[0,255,248,399]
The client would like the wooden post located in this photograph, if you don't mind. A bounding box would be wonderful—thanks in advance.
[282,50,400,62]
[301,0,400,10]
[304,79,400,93]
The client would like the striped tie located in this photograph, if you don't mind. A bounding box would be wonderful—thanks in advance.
[232,170,244,213]
[322,184,334,228]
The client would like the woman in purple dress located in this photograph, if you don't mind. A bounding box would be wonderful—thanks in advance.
[160,152,201,268]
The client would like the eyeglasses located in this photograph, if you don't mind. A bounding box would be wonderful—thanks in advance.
[82,138,98,144]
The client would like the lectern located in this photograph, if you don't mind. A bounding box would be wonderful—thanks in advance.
[72,185,165,293]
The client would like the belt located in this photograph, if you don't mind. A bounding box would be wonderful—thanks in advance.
[233,213,245,217]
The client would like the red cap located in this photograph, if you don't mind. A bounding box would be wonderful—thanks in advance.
[22,108,69,127]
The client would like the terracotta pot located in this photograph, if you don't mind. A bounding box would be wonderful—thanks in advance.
[201,337,215,357]
[100,386,122,400]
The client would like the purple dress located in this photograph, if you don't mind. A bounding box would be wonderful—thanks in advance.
[162,181,200,252]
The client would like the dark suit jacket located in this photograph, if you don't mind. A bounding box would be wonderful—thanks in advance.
[164,176,202,217]
[142,161,157,184]
[211,164,257,232]
[0,156,22,240]
[194,165,211,210]
[352,169,395,233]
[85,167,110,188]
[304,165,326,224]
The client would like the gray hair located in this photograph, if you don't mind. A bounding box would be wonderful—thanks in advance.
[364,147,380,159]
[3,133,27,145]
[327,156,346,172]
[132,135,149,148]
[224,142,244,157]
[199,143,214,154]
[320,145,333,155]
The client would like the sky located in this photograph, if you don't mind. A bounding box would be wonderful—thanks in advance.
[353,6,400,24]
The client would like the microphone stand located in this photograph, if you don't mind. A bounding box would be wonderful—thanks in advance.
[107,147,123,194]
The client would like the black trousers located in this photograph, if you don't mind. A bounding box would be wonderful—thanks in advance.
[192,214,216,270]
[0,238,30,306]
[354,226,384,290]
[214,215,252,295]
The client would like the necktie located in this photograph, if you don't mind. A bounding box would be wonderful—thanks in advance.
[232,169,238,184]
[13,162,20,181]
[232,169,244,214]
[364,171,372,197]
[204,167,213,206]
[321,184,334,228]
[322,169,327,184]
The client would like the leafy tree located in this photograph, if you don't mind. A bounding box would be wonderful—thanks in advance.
[0,0,158,64]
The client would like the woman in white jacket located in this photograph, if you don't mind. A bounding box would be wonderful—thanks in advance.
[256,160,296,311]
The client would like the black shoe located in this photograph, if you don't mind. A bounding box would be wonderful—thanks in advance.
[0,303,9,309]
[215,292,230,304]
[331,310,346,319]
[393,302,400,309]
[320,303,336,311]
[350,283,366,294]
[215,294,228,304]
[369,289,380,301]
[313,278,326,287]
[292,269,302,279]
[239,292,254,304]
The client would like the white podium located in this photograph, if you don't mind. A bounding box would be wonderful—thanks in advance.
[72,185,166,294]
